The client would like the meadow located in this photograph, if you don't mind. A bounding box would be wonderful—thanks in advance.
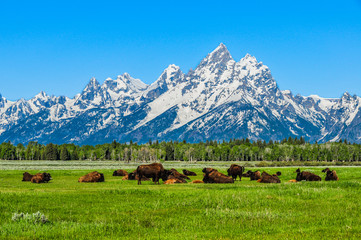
[0,161,360,239]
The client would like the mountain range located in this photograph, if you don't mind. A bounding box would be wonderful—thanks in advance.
[1,43,360,145]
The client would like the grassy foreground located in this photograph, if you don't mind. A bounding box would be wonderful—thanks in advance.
[0,164,360,239]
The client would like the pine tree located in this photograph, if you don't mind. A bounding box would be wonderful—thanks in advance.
[60,146,70,161]
[44,143,58,160]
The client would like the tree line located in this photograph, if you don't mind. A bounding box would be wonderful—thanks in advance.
[0,137,360,162]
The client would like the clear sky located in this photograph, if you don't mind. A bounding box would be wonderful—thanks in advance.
[1,0,361,100]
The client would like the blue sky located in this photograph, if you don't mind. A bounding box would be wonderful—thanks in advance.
[1,0,361,100]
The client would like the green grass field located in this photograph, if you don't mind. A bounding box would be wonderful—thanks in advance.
[0,162,360,239]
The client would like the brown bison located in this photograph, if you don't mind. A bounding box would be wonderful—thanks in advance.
[164,178,185,184]
[244,170,261,180]
[258,171,281,183]
[182,169,197,176]
[22,172,34,181]
[31,173,52,183]
[112,169,128,176]
[202,168,234,183]
[227,164,245,181]
[166,174,187,183]
[191,180,204,184]
[126,170,150,181]
[322,168,339,181]
[170,168,190,180]
[136,163,169,185]
[78,171,104,183]
[295,168,321,181]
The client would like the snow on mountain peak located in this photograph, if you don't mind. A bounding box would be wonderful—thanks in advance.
[197,43,233,69]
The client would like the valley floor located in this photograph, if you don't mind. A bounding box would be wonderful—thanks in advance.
[0,163,360,239]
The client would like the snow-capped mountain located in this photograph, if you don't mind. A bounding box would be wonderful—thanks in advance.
[1,43,360,145]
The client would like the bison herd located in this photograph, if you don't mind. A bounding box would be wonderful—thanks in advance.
[21,164,339,185]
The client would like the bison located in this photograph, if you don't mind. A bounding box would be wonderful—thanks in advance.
[30,172,52,183]
[258,171,281,183]
[170,168,190,180]
[227,164,245,181]
[164,178,185,184]
[136,163,169,185]
[78,171,104,183]
[322,168,339,181]
[126,170,150,181]
[244,170,261,181]
[295,168,321,181]
[112,169,128,176]
[22,172,34,181]
[202,168,234,183]
[191,180,204,184]
[182,169,197,176]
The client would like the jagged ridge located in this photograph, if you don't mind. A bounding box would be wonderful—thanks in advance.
[0,44,360,144]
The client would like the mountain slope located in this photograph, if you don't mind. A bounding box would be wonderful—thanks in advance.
[0,44,360,144]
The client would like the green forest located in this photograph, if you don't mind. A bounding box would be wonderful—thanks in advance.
[1,137,361,162]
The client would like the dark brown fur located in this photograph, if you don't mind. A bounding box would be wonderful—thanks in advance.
[295,168,321,181]
[112,169,128,176]
[78,171,105,182]
[322,168,339,181]
[245,170,261,180]
[202,168,234,183]
[22,172,34,181]
[227,164,245,181]
[30,173,52,183]
[136,163,168,185]
[170,168,190,180]
[182,169,197,176]
[258,171,281,183]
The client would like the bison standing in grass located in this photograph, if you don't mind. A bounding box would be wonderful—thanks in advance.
[227,164,245,181]
[136,163,169,185]
[112,169,128,176]
[202,168,234,183]
[258,171,281,183]
[322,168,339,181]
[295,168,321,181]
[78,171,104,183]
[182,169,197,176]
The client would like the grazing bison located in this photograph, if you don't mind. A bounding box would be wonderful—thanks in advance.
[322,168,339,181]
[295,168,321,181]
[112,169,128,176]
[183,169,197,176]
[244,170,261,181]
[202,168,234,183]
[22,172,34,181]
[78,171,104,183]
[258,171,281,183]
[227,164,245,181]
[170,168,190,180]
[31,173,52,183]
[136,163,169,185]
